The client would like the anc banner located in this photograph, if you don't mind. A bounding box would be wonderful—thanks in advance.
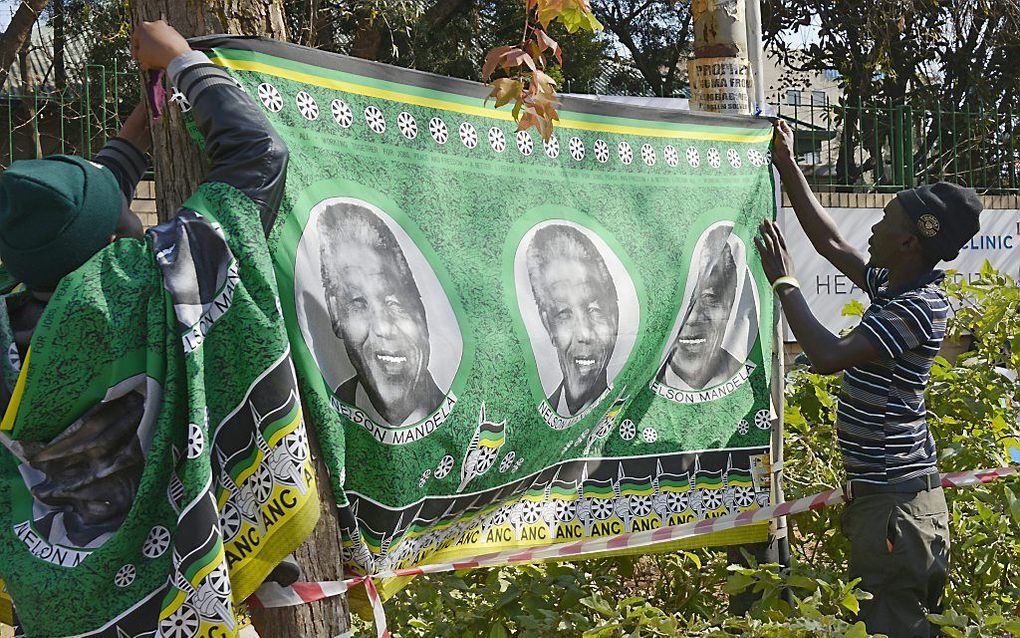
[183,36,779,595]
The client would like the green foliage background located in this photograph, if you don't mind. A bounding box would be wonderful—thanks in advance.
[352,264,1020,637]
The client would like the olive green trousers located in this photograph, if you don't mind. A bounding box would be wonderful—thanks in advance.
[841,487,951,638]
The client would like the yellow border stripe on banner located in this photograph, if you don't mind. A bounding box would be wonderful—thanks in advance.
[1,349,29,432]
[208,57,773,144]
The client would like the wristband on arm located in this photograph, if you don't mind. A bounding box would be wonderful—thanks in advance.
[772,275,800,292]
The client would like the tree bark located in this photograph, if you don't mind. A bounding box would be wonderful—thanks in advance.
[0,0,49,90]
[127,2,351,636]
[130,0,288,217]
[52,0,65,91]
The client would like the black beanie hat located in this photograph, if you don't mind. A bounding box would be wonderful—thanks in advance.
[895,182,982,262]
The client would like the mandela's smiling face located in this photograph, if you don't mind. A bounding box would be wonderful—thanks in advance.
[327,243,429,411]
[667,246,737,388]
[538,255,618,409]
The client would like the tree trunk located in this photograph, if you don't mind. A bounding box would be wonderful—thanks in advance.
[129,0,289,218]
[0,0,49,90]
[52,0,65,92]
[127,2,351,636]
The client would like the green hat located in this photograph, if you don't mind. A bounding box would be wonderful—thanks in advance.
[0,155,122,290]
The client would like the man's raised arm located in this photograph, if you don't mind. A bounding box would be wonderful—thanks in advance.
[772,119,867,290]
[133,21,289,235]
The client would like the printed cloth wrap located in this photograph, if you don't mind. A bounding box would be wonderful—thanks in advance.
[0,183,318,637]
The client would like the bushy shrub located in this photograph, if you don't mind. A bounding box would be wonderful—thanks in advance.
[357,265,1020,637]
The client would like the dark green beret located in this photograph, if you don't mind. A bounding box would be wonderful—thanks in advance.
[0,155,122,290]
[896,182,982,262]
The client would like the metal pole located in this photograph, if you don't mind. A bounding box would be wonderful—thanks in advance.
[745,0,766,112]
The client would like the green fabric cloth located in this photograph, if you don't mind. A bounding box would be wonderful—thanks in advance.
[0,182,318,637]
[0,155,122,291]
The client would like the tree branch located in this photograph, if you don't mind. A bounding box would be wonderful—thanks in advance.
[0,0,50,90]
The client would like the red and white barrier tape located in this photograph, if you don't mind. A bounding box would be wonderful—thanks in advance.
[247,466,1017,638]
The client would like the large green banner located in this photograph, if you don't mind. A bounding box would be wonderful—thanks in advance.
[190,37,778,585]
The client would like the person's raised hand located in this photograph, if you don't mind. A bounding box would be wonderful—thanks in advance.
[771,119,796,168]
[754,218,796,285]
[131,20,191,71]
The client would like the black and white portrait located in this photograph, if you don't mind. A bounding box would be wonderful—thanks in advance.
[295,198,463,432]
[515,220,640,419]
[656,222,760,391]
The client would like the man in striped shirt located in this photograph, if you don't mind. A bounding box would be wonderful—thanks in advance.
[756,120,982,638]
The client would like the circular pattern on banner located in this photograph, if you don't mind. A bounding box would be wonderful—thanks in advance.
[703,490,723,510]
[499,451,516,473]
[114,564,136,588]
[419,468,432,487]
[727,148,742,168]
[543,135,560,159]
[512,457,524,473]
[686,146,700,167]
[219,502,241,541]
[331,99,353,128]
[257,83,283,112]
[736,419,750,436]
[521,500,542,524]
[207,564,231,596]
[755,409,771,429]
[555,499,576,522]
[459,122,478,148]
[429,116,448,144]
[619,419,636,441]
[160,605,200,638]
[435,455,454,479]
[735,486,756,508]
[569,136,585,161]
[641,144,656,166]
[618,142,633,165]
[397,112,418,139]
[593,139,609,163]
[142,526,171,559]
[364,105,386,134]
[295,91,319,120]
[664,145,679,167]
[707,147,721,169]
[251,465,274,503]
[516,130,534,155]
[667,490,689,513]
[489,127,507,152]
[591,499,614,520]
[641,427,658,443]
[186,423,204,459]
[630,496,652,517]
[748,148,765,167]
[284,426,309,461]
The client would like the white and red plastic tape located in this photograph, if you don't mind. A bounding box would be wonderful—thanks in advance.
[246,466,1017,638]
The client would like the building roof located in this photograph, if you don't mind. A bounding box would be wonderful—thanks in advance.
[4,22,91,95]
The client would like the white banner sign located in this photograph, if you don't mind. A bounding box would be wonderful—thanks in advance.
[778,207,1020,340]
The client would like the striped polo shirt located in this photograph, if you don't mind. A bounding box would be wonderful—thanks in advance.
[836,267,949,484]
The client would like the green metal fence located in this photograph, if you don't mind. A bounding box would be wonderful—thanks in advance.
[775,93,1019,195]
[1,62,137,168]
